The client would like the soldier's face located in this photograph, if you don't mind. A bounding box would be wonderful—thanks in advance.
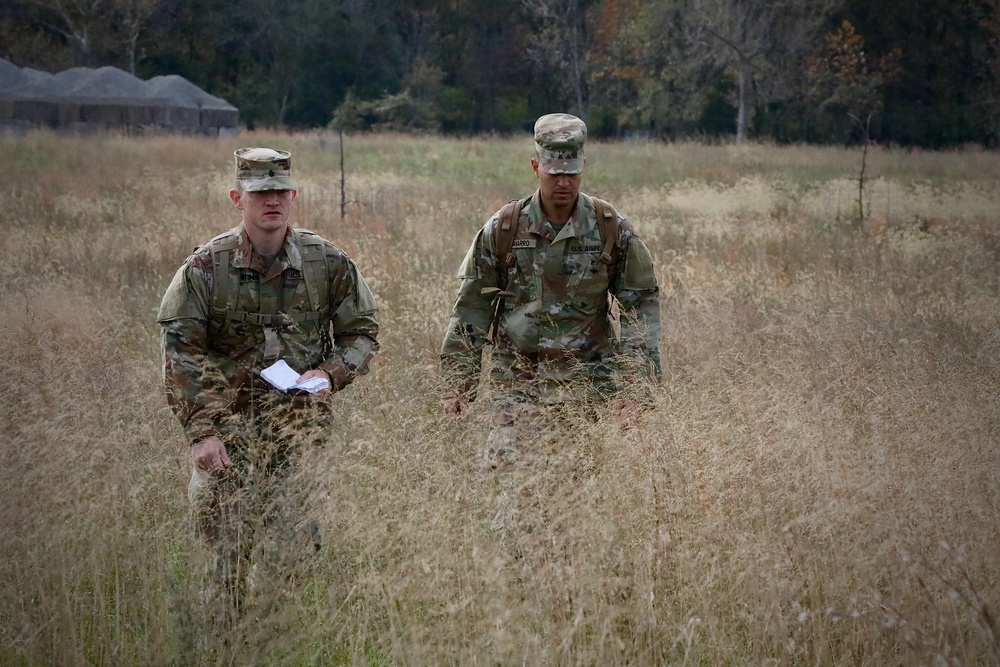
[532,158,582,211]
[230,188,297,232]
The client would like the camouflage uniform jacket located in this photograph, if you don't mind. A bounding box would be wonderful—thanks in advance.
[157,224,379,446]
[441,190,661,404]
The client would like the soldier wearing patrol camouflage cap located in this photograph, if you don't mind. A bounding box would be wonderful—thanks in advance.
[440,113,662,468]
[533,112,587,174]
[234,146,297,191]
[157,147,379,618]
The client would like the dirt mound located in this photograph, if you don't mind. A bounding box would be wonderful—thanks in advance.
[144,74,234,109]
[58,65,148,98]
[0,59,235,110]
[0,59,238,134]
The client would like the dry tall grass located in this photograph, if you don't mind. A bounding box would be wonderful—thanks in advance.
[1,129,998,666]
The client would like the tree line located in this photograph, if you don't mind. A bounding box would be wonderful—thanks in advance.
[3,0,999,147]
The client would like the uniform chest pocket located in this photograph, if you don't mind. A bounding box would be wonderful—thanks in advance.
[284,275,312,314]
[510,248,540,301]
[208,272,264,352]
[565,252,610,311]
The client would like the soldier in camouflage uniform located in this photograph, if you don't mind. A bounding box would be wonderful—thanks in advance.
[440,114,661,465]
[157,147,379,615]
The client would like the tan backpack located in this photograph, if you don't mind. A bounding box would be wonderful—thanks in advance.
[492,196,621,281]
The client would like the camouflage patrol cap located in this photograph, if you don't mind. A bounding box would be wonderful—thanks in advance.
[534,113,587,174]
[234,147,297,192]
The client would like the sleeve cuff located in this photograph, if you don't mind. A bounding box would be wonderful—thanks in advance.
[319,361,352,391]
[185,425,217,447]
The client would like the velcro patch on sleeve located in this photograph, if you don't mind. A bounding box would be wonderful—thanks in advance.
[157,265,203,323]
[621,239,659,290]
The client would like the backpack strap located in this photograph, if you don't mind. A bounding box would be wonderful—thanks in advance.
[486,199,525,343]
[209,233,281,325]
[209,233,239,317]
[297,230,330,322]
[494,199,523,281]
[207,228,330,327]
[592,197,619,266]
[494,196,620,275]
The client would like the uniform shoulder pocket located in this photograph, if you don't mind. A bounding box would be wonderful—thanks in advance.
[351,260,379,314]
[157,263,206,323]
[620,237,658,291]
[456,229,486,280]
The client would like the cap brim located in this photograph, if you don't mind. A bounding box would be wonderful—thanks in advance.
[239,176,297,192]
[539,157,583,175]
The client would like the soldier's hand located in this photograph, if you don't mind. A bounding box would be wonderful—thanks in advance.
[296,369,333,398]
[442,396,469,418]
[191,436,232,473]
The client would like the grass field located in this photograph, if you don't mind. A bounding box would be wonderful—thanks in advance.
[1,129,998,666]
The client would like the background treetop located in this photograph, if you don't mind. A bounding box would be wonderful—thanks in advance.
[2,0,997,147]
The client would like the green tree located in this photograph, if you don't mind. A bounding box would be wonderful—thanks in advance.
[2,0,161,71]
[522,0,598,116]
[804,20,901,142]
[141,0,361,128]
[843,0,994,146]
[0,2,72,70]
[971,0,1000,144]
[678,0,842,143]
[586,0,647,135]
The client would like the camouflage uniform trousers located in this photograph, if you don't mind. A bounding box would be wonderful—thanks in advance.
[484,400,602,535]
[187,395,329,619]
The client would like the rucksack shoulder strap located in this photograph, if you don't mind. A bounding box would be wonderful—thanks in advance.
[592,197,619,266]
[492,196,619,274]
[294,228,330,317]
[494,199,523,276]
[208,230,240,315]
[207,228,331,327]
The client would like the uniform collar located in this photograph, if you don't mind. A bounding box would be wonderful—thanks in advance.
[527,190,597,242]
[229,224,303,277]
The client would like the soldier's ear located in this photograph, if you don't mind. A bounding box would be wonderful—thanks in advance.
[229,189,243,209]
[531,157,540,178]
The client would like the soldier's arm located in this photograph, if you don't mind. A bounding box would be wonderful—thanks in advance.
[612,223,663,388]
[322,255,379,391]
[157,257,231,446]
[440,223,501,400]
